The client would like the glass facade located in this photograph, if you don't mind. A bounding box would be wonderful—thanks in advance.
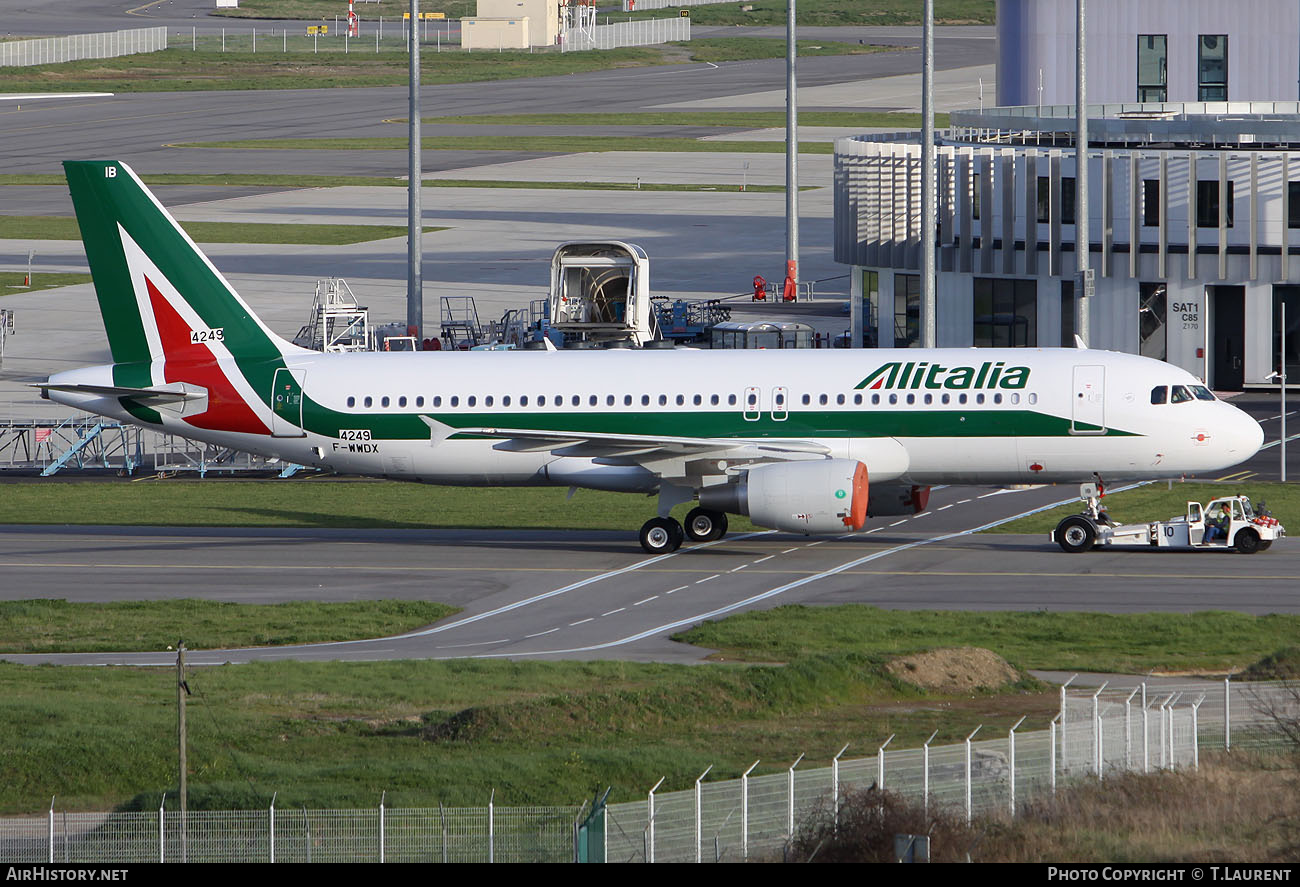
[1198,34,1228,101]
[1139,282,1168,362]
[973,278,1037,348]
[1196,180,1234,228]
[1137,35,1168,102]
[1275,287,1300,383]
[895,273,920,348]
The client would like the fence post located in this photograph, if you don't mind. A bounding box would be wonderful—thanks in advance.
[1224,675,1231,751]
[741,761,758,861]
[786,753,804,842]
[922,730,937,817]
[1191,694,1205,771]
[49,797,55,864]
[877,734,894,792]
[965,726,981,824]
[1008,716,1026,816]
[379,790,385,863]
[269,792,276,864]
[1124,687,1139,770]
[1142,682,1150,773]
[439,802,448,864]
[488,789,494,863]
[647,777,664,863]
[1049,716,1058,796]
[694,765,711,863]
[831,744,849,833]
[157,794,164,863]
[1091,682,1108,777]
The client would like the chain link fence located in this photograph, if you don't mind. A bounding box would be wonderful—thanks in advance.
[1,805,581,864]
[561,17,690,52]
[600,679,1299,863]
[1,681,1295,863]
[0,28,168,68]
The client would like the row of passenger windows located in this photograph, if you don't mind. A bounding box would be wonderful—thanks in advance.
[343,391,1041,409]
[1150,384,1216,405]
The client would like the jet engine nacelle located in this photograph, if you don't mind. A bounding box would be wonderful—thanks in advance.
[865,484,931,517]
[699,459,869,534]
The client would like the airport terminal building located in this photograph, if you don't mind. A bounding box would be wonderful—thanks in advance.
[834,103,1300,391]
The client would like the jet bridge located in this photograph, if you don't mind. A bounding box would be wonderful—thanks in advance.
[549,242,655,347]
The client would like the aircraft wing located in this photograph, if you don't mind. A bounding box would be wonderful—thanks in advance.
[419,416,830,467]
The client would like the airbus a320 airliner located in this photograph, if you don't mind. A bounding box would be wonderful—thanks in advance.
[42,161,1265,552]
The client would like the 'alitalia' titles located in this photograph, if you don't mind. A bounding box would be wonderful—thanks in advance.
[855,361,1031,391]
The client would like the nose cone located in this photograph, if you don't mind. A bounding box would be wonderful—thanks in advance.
[1225,404,1265,460]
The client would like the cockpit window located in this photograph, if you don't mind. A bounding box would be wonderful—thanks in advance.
[1191,385,1216,401]
[1170,385,1193,403]
[1150,386,1168,405]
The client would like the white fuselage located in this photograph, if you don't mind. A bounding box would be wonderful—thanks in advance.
[47,346,1265,492]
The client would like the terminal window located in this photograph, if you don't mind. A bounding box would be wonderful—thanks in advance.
[973,278,1037,348]
[1198,35,1228,101]
[1137,35,1167,102]
[1196,180,1234,228]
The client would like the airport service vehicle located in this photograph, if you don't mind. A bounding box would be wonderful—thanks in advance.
[41,162,1266,553]
[1052,485,1285,554]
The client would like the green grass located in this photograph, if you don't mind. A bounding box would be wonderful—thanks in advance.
[0,174,798,192]
[0,602,1289,812]
[0,44,671,93]
[0,479,758,532]
[0,271,92,294]
[679,605,1300,674]
[0,216,443,244]
[177,135,835,153]
[419,110,949,128]
[0,599,457,654]
[209,0,994,26]
[991,482,1300,535]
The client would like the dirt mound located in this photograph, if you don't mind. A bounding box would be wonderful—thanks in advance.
[886,647,1021,694]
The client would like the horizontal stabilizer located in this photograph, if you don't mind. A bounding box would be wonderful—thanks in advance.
[37,381,209,417]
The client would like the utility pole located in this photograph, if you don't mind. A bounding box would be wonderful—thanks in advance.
[1074,0,1090,346]
[407,0,423,346]
[920,0,936,347]
[783,0,799,302]
[176,641,188,863]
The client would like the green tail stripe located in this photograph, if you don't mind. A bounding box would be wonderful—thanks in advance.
[63,161,285,366]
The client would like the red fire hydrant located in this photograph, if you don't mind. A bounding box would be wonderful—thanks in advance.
[752,275,767,301]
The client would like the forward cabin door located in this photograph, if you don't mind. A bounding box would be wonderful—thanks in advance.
[271,368,307,438]
[1071,365,1106,434]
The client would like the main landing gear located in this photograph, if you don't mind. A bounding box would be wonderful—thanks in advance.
[639,507,728,554]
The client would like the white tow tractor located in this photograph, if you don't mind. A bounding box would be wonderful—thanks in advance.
[1051,484,1285,554]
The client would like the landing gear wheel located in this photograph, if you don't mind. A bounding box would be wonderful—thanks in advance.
[1055,516,1097,553]
[1234,528,1261,555]
[684,507,728,543]
[640,517,684,554]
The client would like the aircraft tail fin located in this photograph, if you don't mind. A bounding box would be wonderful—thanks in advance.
[63,160,300,367]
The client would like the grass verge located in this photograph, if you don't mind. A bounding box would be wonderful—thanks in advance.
[174,135,835,153]
[2,602,1291,812]
[0,174,799,192]
[0,479,758,532]
[0,271,92,293]
[0,217,444,244]
[209,0,994,26]
[991,481,1300,535]
[418,110,949,128]
[0,599,457,654]
[679,604,1300,674]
